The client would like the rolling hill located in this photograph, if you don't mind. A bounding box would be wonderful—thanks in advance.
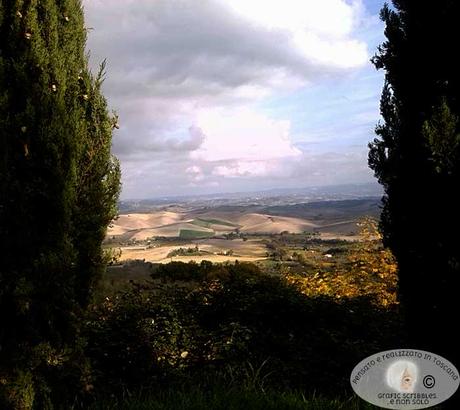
[107,198,380,241]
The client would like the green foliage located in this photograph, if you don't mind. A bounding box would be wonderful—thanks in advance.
[166,246,202,258]
[85,260,404,400]
[368,0,460,372]
[73,61,121,306]
[155,261,208,282]
[0,1,120,408]
[85,283,192,395]
[103,247,123,266]
[422,98,460,175]
[266,240,288,261]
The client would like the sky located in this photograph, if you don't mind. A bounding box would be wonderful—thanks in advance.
[83,0,386,199]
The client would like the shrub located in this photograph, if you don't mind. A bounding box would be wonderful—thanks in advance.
[85,260,404,398]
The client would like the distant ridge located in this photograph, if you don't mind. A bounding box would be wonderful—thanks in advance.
[264,199,381,220]
[119,183,382,213]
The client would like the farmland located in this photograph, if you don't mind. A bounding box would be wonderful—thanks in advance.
[105,198,380,265]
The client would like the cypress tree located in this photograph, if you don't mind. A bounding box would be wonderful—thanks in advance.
[0,1,120,407]
[369,0,460,377]
[73,61,121,307]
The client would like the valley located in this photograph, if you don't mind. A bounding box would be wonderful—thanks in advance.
[105,198,381,264]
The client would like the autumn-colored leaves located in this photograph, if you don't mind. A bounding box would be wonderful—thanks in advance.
[285,220,398,308]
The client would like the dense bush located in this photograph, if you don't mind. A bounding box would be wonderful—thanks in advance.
[85,261,405,399]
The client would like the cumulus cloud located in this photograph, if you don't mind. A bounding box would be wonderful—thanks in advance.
[212,161,277,178]
[82,0,378,198]
[119,149,374,199]
[191,108,301,162]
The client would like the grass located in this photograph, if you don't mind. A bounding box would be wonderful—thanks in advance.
[190,219,212,228]
[194,217,239,227]
[179,229,215,239]
[85,389,377,410]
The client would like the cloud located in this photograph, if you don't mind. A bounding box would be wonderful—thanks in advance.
[84,0,370,111]
[212,161,277,178]
[82,0,378,198]
[186,165,205,181]
[191,108,301,162]
[85,0,367,101]
[119,148,374,199]
[113,122,204,161]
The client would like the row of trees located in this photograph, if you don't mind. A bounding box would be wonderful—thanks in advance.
[0,1,120,408]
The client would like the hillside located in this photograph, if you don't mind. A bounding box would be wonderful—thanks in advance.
[108,198,380,241]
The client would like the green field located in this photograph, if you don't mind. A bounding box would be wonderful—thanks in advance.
[179,229,215,239]
[193,217,239,227]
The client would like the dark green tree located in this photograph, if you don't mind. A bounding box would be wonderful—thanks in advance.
[0,1,120,408]
[369,0,460,372]
[73,61,121,307]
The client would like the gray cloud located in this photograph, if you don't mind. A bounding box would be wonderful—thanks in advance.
[120,148,374,199]
[113,124,204,161]
[86,0,353,101]
[82,0,377,198]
